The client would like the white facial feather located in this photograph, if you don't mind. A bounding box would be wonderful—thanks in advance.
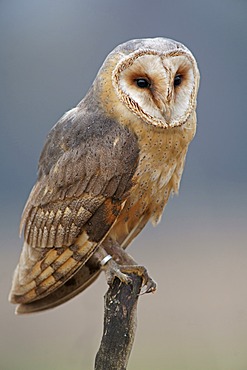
[119,54,167,120]
[113,47,199,128]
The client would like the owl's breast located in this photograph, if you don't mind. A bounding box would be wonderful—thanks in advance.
[109,118,195,246]
[127,133,181,219]
[133,118,195,210]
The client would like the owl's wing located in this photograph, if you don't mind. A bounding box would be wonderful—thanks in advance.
[14,145,189,314]
[14,214,150,313]
[9,106,139,305]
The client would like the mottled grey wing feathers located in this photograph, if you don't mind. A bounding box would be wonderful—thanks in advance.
[24,194,105,249]
[11,104,139,305]
[21,106,139,244]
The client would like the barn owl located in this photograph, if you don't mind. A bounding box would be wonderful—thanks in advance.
[9,37,200,314]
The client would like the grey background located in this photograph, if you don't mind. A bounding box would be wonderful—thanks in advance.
[1,1,246,370]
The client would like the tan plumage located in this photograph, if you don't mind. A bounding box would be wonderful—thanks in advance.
[9,37,200,313]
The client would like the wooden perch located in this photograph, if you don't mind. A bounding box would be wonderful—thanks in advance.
[95,274,143,370]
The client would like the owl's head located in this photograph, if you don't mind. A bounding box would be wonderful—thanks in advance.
[98,38,200,129]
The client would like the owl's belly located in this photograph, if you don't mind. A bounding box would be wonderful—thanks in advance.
[108,151,182,248]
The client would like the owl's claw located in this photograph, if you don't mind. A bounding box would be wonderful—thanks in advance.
[102,259,132,286]
[139,276,157,295]
[102,258,157,293]
[119,264,157,294]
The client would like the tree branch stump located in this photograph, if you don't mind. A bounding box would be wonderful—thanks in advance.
[95,274,143,370]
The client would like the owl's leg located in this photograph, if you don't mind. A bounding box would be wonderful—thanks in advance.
[92,243,156,294]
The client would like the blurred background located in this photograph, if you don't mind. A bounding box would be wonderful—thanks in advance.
[0,1,246,369]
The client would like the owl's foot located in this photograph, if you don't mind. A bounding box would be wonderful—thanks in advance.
[101,258,132,285]
[120,264,157,294]
[92,245,157,294]
[101,256,156,294]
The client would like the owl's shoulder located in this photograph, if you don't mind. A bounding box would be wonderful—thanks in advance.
[38,93,140,179]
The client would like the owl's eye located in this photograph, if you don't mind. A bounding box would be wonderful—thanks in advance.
[135,78,150,88]
[174,74,182,87]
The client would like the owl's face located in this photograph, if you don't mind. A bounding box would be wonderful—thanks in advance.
[100,38,200,129]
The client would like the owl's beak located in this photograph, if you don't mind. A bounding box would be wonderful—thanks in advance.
[162,106,171,124]
[165,87,173,121]
[157,96,172,125]
[153,84,173,125]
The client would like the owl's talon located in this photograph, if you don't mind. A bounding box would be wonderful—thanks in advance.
[140,277,157,295]
[102,259,132,286]
[120,265,157,294]
[102,259,156,293]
